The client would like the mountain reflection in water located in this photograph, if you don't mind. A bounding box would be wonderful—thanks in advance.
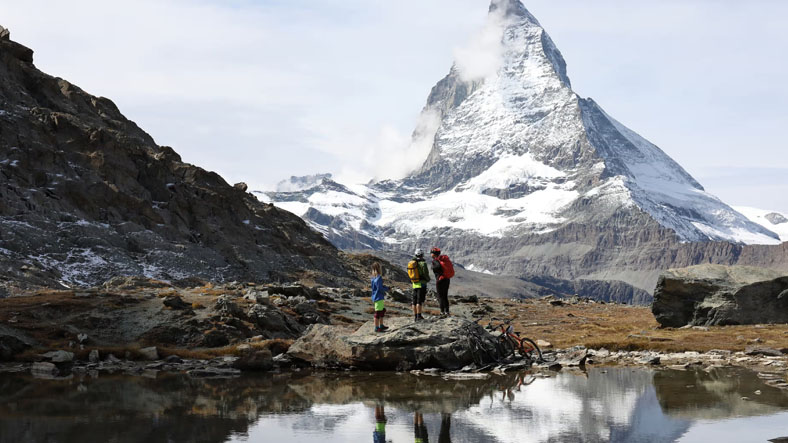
[0,368,787,442]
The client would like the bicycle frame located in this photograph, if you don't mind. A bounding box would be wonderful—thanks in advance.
[484,317,553,363]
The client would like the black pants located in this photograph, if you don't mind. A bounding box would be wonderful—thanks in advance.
[437,279,450,313]
[412,286,426,306]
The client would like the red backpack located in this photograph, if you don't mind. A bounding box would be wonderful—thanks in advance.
[438,255,455,279]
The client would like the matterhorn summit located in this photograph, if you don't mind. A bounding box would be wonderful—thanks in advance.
[266,0,781,293]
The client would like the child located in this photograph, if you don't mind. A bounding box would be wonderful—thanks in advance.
[371,262,389,333]
[373,404,387,443]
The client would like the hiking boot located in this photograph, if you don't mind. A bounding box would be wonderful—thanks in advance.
[379,325,390,331]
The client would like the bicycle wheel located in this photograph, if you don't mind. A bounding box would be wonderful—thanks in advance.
[519,338,549,362]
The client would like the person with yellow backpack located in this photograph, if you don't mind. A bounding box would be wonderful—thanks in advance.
[407,249,431,321]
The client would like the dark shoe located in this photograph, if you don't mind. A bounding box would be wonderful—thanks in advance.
[379,325,390,331]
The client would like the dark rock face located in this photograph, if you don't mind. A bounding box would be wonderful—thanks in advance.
[0,325,35,361]
[0,333,29,361]
[287,316,504,370]
[652,265,788,327]
[766,213,788,225]
[0,30,358,289]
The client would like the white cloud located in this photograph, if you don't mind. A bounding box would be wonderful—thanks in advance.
[311,108,441,184]
[453,5,508,82]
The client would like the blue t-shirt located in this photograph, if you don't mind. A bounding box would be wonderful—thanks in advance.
[371,276,387,302]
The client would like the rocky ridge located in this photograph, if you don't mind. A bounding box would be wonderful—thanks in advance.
[0,27,363,292]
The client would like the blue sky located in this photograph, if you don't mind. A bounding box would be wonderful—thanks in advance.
[3,0,787,212]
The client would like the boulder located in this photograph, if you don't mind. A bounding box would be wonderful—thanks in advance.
[389,288,410,303]
[37,351,74,376]
[286,316,504,371]
[165,355,183,364]
[536,339,552,349]
[138,346,159,361]
[0,333,31,361]
[162,295,191,310]
[652,265,788,327]
[247,304,304,338]
[88,349,100,363]
[745,347,783,357]
[234,182,248,192]
[41,350,74,363]
[293,301,328,325]
[557,348,588,367]
[232,349,274,371]
[215,295,244,318]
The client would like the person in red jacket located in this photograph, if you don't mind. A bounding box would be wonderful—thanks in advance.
[430,247,453,317]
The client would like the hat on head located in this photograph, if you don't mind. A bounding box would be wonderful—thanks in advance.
[430,247,441,255]
[414,248,424,257]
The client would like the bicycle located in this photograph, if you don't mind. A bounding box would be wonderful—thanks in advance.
[483,317,556,363]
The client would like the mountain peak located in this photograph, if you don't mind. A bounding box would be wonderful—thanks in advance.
[489,0,528,17]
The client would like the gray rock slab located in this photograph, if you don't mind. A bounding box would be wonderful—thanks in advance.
[652,265,788,327]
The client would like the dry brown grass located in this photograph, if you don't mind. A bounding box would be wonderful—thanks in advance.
[331,314,356,324]
[496,299,788,352]
[158,339,293,359]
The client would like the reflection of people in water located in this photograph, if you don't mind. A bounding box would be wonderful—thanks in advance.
[373,405,386,443]
[414,411,429,443]
[438,413,451,443]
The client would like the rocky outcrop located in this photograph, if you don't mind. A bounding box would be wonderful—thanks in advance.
[0,28,362,291]
[652,265,788,327]
[766,213,788,225]
[0,325,35,361]
[287,317,504,370]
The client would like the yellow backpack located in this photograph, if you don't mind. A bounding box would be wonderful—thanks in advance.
[407,260,420,283]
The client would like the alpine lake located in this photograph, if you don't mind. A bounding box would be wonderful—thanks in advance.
[1,366,788,443]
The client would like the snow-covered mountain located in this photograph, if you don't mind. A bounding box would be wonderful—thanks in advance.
[264,0,785,293]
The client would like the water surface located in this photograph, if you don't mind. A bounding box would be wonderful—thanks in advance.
[1,367,787,442]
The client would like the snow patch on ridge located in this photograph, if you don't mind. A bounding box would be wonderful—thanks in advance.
[462,153,564,192]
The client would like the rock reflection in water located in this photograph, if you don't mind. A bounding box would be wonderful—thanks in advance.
[654,367,788,420]
[0,368,786,442]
